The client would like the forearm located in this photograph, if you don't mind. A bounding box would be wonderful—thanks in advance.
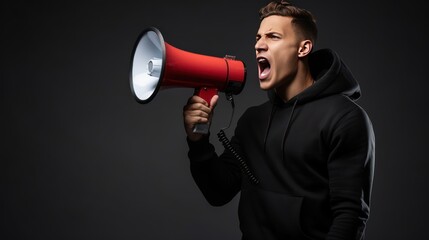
[187,136,241,206]
[326,194,367,239]
[326,108,375,239]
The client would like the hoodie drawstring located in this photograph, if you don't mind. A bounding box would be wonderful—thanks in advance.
[263,98,299,163]
[282,98,298,162]
[264,104,277,153]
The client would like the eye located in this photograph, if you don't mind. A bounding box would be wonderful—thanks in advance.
[269,34,281,40]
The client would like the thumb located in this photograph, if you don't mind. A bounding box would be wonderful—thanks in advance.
[210,95,219,110]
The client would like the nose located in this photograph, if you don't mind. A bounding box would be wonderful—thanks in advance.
[255,38,267,53]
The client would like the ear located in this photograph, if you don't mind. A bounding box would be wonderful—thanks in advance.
[298,40,313,58]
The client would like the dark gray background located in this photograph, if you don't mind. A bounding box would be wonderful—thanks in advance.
[2,1,428,239]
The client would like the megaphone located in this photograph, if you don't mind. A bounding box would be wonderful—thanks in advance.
[130,27,246,133]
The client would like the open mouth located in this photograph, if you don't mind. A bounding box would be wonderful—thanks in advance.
[257,57,271,80]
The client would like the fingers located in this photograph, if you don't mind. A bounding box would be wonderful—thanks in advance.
[183,96,212,126]
[186,95,219,109]
[184,97,210,119]
[186,95,208,106]
[184,95,219,117]
[183,108,210,124]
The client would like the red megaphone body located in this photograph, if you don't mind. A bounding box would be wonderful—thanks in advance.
[130,27,246,133]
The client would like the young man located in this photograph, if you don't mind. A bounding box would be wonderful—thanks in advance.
[183,1,375,239]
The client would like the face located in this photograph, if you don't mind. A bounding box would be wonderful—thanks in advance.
[255,15,304,91]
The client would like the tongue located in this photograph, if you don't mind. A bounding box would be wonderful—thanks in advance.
[260,67,270,79]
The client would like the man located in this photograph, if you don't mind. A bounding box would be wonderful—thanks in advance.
[183,1,375,239]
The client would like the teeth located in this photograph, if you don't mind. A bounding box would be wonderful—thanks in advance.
[258,58,267,63]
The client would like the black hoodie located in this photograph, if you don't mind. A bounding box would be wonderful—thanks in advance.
[187,49,375,240]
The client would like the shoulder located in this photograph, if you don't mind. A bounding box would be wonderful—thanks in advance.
[306,95,374,140]
[312,94,370,122]
[321,95,374,141]
[319,94,362,113]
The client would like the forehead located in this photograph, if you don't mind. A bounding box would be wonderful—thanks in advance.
[257,15,293,34]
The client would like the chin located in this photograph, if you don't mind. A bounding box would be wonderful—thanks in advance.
[259,81,272,90]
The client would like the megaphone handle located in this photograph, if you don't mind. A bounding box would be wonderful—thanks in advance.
[193,88,218,134]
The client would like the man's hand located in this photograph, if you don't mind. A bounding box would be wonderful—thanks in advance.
[183,95,219,142]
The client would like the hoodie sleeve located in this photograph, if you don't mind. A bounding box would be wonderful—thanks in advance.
[187,134,242,206]
[326,107,375,240]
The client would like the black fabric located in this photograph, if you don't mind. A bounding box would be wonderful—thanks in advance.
[187,49,375,240]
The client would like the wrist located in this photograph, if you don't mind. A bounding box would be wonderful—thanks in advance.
[187,134,203,142]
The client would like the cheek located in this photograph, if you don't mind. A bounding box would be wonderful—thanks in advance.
[274,53,295,76]
[270,43,299,79]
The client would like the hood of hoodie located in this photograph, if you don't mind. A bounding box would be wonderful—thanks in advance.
[268,48,360,106]
[262,48,361,162]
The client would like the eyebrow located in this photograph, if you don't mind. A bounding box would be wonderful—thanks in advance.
[256,31,282,38]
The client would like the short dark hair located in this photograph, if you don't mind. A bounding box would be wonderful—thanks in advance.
[259,1,318,43]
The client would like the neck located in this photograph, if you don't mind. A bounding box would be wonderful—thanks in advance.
[276,60,314,102]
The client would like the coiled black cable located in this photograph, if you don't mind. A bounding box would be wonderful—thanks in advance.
[217,130,260,185]
[216,93,259,185]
